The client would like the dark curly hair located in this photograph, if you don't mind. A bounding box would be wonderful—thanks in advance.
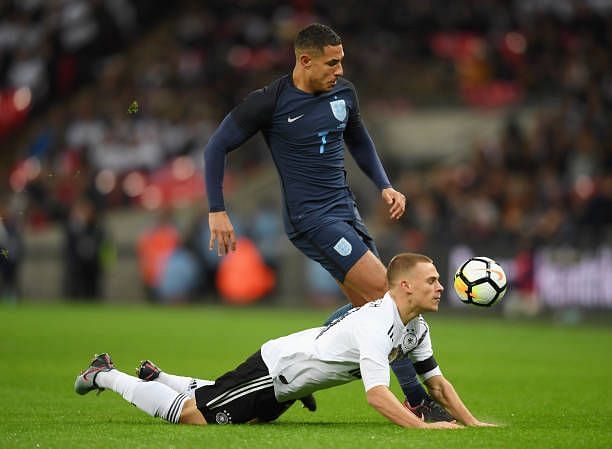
[294,23,342,54]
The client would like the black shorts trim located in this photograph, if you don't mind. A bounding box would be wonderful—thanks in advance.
[194,351,294,424]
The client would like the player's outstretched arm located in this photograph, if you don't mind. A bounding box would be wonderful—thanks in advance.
[208,211,236,256]
[204,89,273,257]
[424,375,497,427]
[204,115,247,257]
[366,385,462,429]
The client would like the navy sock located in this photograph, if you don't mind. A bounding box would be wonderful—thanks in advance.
[390,357,430,406]
[323,303,354,326]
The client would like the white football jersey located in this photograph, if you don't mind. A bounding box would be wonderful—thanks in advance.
[260,293,442,402]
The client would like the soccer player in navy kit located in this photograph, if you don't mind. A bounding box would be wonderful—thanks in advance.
[204,23,450,421]
[205,23,401,300]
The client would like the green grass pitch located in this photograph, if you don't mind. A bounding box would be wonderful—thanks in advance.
[1,304,610,449]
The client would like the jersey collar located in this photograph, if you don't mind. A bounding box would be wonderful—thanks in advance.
[383,292,406,334]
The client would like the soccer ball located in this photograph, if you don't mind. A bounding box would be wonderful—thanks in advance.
[453,257,507,307]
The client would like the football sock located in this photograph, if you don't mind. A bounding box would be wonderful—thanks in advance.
[95,370,189,423]
[156,372,214,397]
[390,357,430,406]
[323,303,354,326]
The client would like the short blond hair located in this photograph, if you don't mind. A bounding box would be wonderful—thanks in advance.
[387,253,433,287]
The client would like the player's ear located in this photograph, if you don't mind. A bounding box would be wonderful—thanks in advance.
[400,280,411,291]
[299,53,312,69]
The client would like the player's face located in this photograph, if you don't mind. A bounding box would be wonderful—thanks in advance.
[410,262,444,312]
[309,44,344,92]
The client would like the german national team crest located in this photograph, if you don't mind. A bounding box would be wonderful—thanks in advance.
[400,329,418,353]
[333,237,352,256]
[215,411,232,424]
[330,99,346,122]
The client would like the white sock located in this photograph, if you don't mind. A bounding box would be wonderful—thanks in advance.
[95,370,189,424]
[156,372,214,398]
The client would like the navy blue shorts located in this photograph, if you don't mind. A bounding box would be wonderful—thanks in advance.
[290,219,379,283]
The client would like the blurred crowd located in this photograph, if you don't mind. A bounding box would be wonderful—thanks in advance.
[1,0,612,303]
[379,100,612,256]
[0,0,170,139]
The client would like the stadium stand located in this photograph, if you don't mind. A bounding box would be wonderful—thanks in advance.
[1,0,611,306]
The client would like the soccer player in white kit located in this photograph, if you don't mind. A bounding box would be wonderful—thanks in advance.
[75,253,495,429]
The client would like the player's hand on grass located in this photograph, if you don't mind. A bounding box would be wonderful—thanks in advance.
[468,420,498,427]
[381,187,406,220]
[208,211,237,256]
[426,421,463,429]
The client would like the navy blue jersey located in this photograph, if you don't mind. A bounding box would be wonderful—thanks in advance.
[205,75,391,236]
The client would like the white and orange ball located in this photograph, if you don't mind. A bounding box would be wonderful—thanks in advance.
[454,257,508,307]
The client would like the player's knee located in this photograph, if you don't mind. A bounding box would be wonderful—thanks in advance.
[344,258,388,302]
[179,399,207,425]
[362,265,388,299]
[343,277,386,304]
[371,280,387,299]
[364,278,387,302]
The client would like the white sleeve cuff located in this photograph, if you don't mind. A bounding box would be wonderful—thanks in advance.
[420,366,442,381]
